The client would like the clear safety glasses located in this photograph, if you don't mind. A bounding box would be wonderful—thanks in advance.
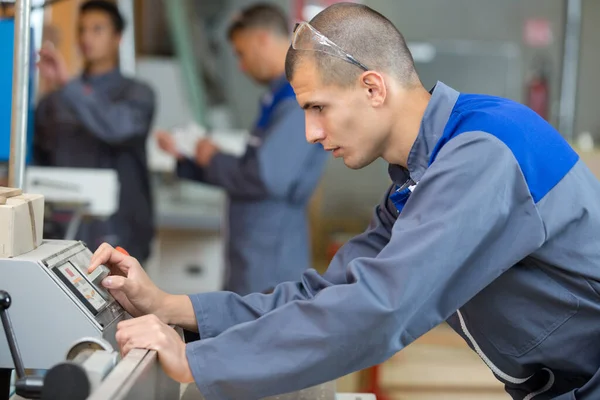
[292,22,370,72]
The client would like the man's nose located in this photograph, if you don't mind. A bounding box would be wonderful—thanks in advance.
[305,115,325,144]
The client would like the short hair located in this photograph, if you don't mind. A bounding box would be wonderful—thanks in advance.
[285,3,419,88]
[227,3,290,41]
[80,0,126,34]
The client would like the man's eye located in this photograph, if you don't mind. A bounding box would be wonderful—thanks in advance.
[312,105,324,112]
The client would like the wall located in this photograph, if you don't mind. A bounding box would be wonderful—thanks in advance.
[366,0,565,123]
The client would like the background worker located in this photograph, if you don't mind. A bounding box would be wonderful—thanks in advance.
[157,4,327,295]
[34,0,156,262]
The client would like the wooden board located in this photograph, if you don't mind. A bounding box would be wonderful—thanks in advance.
[0,187,22,204]
[0,187,23,198]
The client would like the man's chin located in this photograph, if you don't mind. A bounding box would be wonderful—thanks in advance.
[343,155,375,170]
[343,158,362,170]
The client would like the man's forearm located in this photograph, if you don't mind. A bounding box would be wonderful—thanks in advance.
[159,294,198,332]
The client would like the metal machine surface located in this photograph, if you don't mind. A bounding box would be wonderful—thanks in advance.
[0,240,124,370]
[1,287,180,400]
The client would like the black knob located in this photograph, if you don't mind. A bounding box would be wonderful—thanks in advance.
[41,363,90,400]
[0,291,10,311]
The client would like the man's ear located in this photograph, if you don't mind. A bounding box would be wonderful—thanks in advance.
[256,29,271,46]
[361,71,386,107]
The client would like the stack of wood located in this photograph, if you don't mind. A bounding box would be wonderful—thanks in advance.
[378,324,509,400]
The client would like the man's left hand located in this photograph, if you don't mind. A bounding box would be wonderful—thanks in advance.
[195,138,219,167]
[116,314,195,383]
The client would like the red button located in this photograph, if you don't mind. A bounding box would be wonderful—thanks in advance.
[115,246,129,256]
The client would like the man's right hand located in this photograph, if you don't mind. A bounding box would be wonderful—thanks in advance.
[156,131,183,160]
[88,243,169,321]
[37,41,69,89]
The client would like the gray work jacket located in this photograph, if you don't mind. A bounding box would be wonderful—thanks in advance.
[177,75,327,295]
[184,82,600,400]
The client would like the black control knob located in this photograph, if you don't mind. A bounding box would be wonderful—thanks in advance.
[0,291,10,311]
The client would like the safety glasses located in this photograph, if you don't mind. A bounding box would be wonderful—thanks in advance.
[292,22,370,72]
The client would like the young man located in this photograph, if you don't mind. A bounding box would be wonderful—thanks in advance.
[91,3,600,399]
[156,4,327,295]
[34,1,155,262]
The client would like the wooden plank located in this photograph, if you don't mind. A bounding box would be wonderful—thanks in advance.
[390,391,509,400]
[379,324,506,396]
[381,344,503,389]
[0,187,22,199]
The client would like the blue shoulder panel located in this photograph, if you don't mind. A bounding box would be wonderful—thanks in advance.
[429,94,579,203]
[255,82,297,131]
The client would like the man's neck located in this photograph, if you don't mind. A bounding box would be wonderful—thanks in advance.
[383,85,431,168]
[84,59,118,76]
[265,43,289,83]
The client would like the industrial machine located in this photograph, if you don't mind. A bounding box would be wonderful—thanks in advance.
[0,240,182,400]
[0,241,121,371]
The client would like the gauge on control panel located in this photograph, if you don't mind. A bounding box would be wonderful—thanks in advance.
[53,261,108,315]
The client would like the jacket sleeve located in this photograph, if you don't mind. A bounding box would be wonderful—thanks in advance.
[201,100,327,201]
[59,79,155,145]
[176,157,207,182]
[187,184,398,339]
[33,95,54,165]
[185,131,546,400]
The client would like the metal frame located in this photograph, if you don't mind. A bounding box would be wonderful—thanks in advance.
[558,0,582,142]
[117,0,137,76]
[88,348,180,400]
[8,0,31,189]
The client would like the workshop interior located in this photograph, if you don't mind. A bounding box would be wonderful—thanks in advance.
[1,0,599,399]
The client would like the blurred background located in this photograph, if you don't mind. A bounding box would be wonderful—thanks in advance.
[1,0,599,398]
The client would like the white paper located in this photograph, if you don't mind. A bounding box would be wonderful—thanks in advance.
[171,123,249,158]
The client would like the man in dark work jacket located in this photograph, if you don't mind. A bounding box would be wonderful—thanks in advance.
[34,1,155,261]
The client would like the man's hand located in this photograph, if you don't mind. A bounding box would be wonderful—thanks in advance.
[37,42,69,89]
[88,243,168,320]
[156,130,183,160]
[116,315,195,384]
[195,138,219,167]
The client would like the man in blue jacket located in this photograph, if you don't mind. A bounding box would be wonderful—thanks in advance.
[91,3,600,399]
[34,1,155,262]
[157,4,327,295]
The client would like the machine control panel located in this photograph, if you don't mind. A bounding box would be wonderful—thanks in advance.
[41,241,124,329]
[53,261,108,315]
[0,240,128,370]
